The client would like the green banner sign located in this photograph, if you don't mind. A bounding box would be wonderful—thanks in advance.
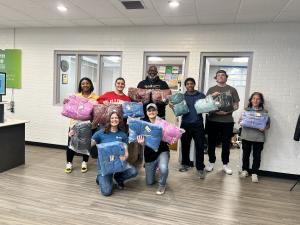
[0,49,22,89]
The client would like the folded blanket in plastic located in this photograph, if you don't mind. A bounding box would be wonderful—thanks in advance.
[154,117,185,144]
[92,104,123,126]
[128,119,162,151]
[240,111,269,130]
[122,102,144,118]
[152,89,172,103]
[97,141,127,176]
[69,121,92,155]
[168,93,189,117]
[194,95,219,114]
[128,88,151,104]
[62,95,94,120]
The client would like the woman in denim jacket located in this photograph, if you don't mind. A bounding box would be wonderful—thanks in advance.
[239,92,270,183]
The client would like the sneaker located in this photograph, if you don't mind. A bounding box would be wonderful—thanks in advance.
[252,174,259,183]
[65,162,72,174]
[96,179,99,185]
[156,186,166,195]
[179,165,189,172]
[81,161,88,173]
[205,163,215,172]
[240,170,249,178]
[198,170,206,179]
[223,164,233,175]
[116,182,125,190]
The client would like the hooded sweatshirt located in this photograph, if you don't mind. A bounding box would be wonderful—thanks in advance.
[182,90,206,124]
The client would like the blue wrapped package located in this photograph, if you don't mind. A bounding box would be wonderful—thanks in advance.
[194,95,219,114]
[97,141,127,176]
[122,102,144,118]
[168,92,185,105]
[240,111,269,130]
[173,100,189,117]
[128,119,162,151]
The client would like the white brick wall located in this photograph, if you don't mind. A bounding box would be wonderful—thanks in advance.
[1,23,299,174]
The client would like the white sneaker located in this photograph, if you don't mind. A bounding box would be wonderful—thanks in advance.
[156,186,166,195]
[81,161,88,173]
[240,170,249,178]
[223,164,233,175]
[65,162,72,173]
[252,174,259,183]
[205,163,215,172]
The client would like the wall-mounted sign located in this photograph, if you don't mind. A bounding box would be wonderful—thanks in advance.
[0,49,22,89]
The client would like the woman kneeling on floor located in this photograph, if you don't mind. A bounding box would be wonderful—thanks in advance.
[91,111,138,196]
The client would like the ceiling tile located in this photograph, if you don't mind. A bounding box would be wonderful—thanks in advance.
[275,11,300,22]
[70,0,124,18]
[236,13,275,23]
[281,0,300,12]
[163,16,198,25]
[130,16,165,26]
[99,18,133,26]
[198,13,236,24]
[239,0,289,14]
[71,19,104,26]
[151,0,196,17]
[196,0,241,13]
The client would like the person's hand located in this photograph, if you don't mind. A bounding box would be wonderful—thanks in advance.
[68,129,75,137]
[211,92,220,97]
[63,98,70,104]
[215,111,228,115]
[119,155,126,161]
[259,128,265,132]
[137,135,145,145]
[169,102,174,109]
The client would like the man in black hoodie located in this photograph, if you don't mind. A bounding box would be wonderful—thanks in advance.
[137,65,169,118]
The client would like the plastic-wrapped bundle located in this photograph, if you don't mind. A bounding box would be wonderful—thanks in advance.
[92,104,122,126]
[69,121,92,155]
[122,102,144,118]
[128,119,162,151]
[173,100,189,117]
[97,141,127,176]
[126,142,143,168]
[194,95,219,114]
[128,88,151,103]
[154,117,185,144]
[62,95,94,120]
[240,111,269,130]
[215,92,233,112]
[168,92,185,105]
[152,89,172,103]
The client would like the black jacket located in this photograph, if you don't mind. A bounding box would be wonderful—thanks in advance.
[137,76,169,118]
[294,114,300,141]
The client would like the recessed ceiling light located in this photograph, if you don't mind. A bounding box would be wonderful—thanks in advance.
[57,5,67,12]
[168,0,180,8]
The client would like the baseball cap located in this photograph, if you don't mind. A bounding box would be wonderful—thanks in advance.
[146,103,157,111]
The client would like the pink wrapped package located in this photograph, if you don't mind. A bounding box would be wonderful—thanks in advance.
[154,117,185,144]
[128,88,151,103]
[92,104,122,126]
[152,89,172,103]
[62,95,94,121]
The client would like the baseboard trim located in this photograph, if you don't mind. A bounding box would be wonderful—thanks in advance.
[25,141,66,150]
[258,170,299,180]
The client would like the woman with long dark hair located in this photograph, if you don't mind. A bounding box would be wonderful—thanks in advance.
[91,111,138,196]
[240,92,270,182]
[64,77,98,174]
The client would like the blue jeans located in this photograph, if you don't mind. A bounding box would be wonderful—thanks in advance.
[97,163,138,196]
[145,151,170,187]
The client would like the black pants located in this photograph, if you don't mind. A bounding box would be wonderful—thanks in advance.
[180,123,205,170]
[242,139,264,174]
[206,120,234,164]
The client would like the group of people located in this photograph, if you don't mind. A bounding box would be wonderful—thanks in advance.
[64,65,270,196]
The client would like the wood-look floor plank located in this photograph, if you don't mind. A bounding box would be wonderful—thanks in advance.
[0,145,299,225]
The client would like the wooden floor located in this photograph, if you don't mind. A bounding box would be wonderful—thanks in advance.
[0,146,299,225]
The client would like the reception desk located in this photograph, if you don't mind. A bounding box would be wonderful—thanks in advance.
[0,119,29,172]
